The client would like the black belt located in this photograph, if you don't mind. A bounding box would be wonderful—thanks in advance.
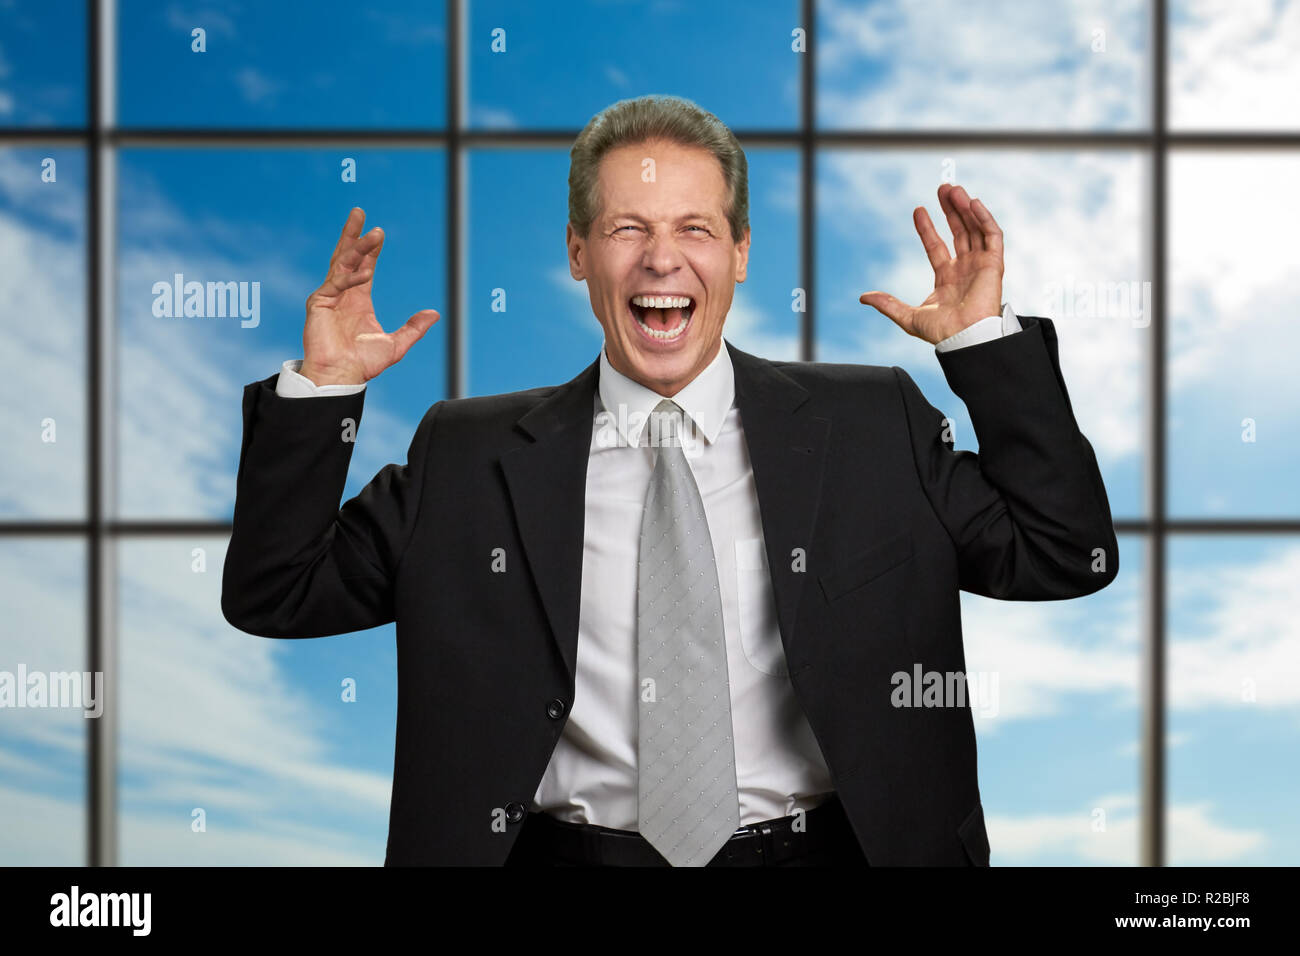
[508,793,862,866]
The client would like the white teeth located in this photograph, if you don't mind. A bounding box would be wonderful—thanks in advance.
[630,294,693,309]
[630,294,693,340]
[637,312,689,339]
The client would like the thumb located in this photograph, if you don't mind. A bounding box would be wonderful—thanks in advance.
[390,309,440,360]
[859,291,912,329]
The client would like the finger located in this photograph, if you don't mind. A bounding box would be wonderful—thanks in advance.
[859,291,913,330]
[331,224,381,272]
[937,184,970,255]
[969,197,1004,256]
[949,185,985,253]
[329,207,365,264]
[323,228,383,293]
[389,309,440,360]
[355,226,385,278]
[328,264,375,293]
[913,207,952,272]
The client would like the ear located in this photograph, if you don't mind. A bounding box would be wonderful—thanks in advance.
[566,222,586,280]
[733,225,752,283]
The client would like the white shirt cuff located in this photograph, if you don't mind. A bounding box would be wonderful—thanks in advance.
[934,302,1022,353]
[274,359,367,398]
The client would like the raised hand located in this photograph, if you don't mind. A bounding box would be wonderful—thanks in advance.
[859,183,1004,346]
[300,207,440,386]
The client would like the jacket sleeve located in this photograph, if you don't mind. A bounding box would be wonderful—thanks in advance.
[221,373,439,637]
[893,314,1119,600]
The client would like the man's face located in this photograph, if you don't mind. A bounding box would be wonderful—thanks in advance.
[567,139,750,397]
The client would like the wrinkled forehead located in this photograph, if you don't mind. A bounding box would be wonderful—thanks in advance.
[594,142,728,220]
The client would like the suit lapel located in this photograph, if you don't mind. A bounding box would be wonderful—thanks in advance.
[726,341,831,660]
[500,341,831,683]
[500,357,600,682]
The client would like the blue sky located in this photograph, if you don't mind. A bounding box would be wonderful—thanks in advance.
[2,0,1298,866]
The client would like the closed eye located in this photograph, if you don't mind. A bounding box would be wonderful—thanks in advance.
[614,225,709,233]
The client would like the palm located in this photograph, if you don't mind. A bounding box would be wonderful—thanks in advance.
[302,207,439,385]
[860,183,1005,345]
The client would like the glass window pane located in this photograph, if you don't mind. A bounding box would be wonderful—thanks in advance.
[719,148,801,362]
[467,149,601,396]
[467,0,800,129]
[115,147,447,519]
[815,148,1145,520]
[1169,151,1300,517]
[1170,0,1300,130]
[0,538,87,865]
[0,1,86,126]
[1168,536,1300,864]
[959,534,1141,865]
[0,146,86,520]
[118,536,395,864]
[118,0,446,129]
[817,0,1149,130]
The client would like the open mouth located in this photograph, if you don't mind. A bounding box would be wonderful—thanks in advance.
[628,294,695,343]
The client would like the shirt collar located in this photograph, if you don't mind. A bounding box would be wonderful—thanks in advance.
[597,338,735,448]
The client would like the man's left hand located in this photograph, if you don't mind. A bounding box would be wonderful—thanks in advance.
[860,183,1004,345]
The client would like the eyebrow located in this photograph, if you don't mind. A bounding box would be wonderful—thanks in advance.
[606,211,720,223]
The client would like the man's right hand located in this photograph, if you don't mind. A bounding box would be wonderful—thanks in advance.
[299,206,440,386]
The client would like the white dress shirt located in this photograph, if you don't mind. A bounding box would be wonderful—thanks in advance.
[273,304,1022,827]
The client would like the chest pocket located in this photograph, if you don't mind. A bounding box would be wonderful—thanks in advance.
[818,529,914,603]
[735,537,789,677]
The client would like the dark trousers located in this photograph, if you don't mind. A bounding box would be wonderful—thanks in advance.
[505,793,869,867]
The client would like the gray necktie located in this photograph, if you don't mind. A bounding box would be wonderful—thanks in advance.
[636,398,740,866]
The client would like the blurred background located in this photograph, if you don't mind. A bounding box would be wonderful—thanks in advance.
[1,0,1296,866]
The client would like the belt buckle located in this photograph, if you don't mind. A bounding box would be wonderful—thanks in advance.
[727,821,776,866]
[729,817,790,866]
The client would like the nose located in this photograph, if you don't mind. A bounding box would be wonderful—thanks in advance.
[639,229,689,275]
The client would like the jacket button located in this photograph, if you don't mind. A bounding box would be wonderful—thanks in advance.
[546,698,568,719]
[505,802,527,824]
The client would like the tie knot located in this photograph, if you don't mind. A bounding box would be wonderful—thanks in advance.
[650,399,685,447]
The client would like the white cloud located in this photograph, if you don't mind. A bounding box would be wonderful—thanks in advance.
[0,210,86,516]
[987,793,1264,864]
[960,572,1141,730]
[1117,731,1191,757]
[0,149,83,229]
[0,782,379,866]
[961,540,1300,726]
[1167,542,1300,709]
[817,0,1147,129]
[0,170,415,863]
[471,106,520,129]
[0,532,394,864]
[164,2,239,40]
[1165,802,1267,864]
[0,784,83,865]
[604,64,630,89]
[1167,152,1300,427]
[815,149,1146,466]
[361,8,443,48]
[1170,0,1300,129]
[232,67,282,107]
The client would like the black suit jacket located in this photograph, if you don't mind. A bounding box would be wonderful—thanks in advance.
[222,314,1119,866]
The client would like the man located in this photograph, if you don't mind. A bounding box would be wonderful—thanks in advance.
[222,95,1118,866]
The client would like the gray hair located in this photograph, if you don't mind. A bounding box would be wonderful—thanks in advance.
[568,94,749,243]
